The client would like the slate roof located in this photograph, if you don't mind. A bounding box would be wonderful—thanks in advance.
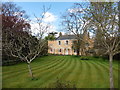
[56,35,77,40]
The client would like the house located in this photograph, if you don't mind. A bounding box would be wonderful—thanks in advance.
[48,34,93,55]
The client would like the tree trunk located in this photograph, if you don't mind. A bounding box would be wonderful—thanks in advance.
[82,48,85,56]
[27,63,34,79]
[109,53,114,89]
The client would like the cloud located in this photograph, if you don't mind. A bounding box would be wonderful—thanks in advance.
[68,8,84,14]
[30,21,58,37]
[43,12,57,23]
[30,22,47,35]
[30,12,58,37]
[68,8,78,13]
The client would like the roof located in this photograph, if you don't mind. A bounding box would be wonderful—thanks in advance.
[56,35,77,40]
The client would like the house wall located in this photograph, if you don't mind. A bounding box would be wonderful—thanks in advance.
[48,38,94,55]
[48,39,77,55]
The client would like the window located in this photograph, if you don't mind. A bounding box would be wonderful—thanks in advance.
[59,49,61,52]
[66,41,68,45]
[58,41,61,45]
[74,49,76,53]
[58,49,61,52]
[51,49,52,52]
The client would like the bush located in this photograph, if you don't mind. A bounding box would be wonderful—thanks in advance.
[113,53,120,60]
[48,78,76,88]
[2,59,22,66]
[101,55,109,60]
[2,54,22,66]
[93,56,100,58]
[80,56,90,60]
[72,55,81,57]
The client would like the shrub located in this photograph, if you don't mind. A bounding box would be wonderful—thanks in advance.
[80,56,90,60]
[93,56,100,58]
[48,78,76,88]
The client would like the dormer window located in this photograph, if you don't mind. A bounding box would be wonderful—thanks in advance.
[66,41,68,45]
[59,41,61,45]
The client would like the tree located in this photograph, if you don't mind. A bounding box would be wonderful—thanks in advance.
[2,2,50,79]
[49,32,58,37]
[45,35,55,40]
[62,3,90,56]
[45,31,57,40]
[78,2,119,89]
[2,2,31,65]
[45,32,57,40]
[72,31,90,56]
[59,32,62,37]
[2,2,30,31]
[72,40,80,55]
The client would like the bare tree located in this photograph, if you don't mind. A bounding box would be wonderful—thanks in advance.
[62,3,90,56]
[2,2,50,79]
[77,2,119,89]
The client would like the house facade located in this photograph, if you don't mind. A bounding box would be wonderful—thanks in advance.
[48,35,93,55]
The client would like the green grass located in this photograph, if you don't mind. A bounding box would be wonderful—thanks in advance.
[2,55,119,88]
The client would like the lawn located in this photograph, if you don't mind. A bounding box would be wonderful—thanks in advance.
[2,55,119,88]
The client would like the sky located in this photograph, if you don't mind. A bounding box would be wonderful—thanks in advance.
[3,1,118,37]
[13,2,79,36]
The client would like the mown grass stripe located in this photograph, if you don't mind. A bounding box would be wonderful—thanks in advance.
[65,57,79,84]
[80,60,92,88]
[86,60,108,88]
[32,58,66,76]
[51,56,73,82]
[25,56,70,87]
[57,56,76,81]
[40,56,73,87]
[2,56,119,88]
[3,57,64,79]
[3,56,68,88]
[97,61,119,71]
[65,57,77,81]
[91,60,118,88]
[75,59,83,87]
[3,56,60,74]
[3,57,57,75]
[76,60,86,88]
[92,61,118,78]
[93,59,119,70]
